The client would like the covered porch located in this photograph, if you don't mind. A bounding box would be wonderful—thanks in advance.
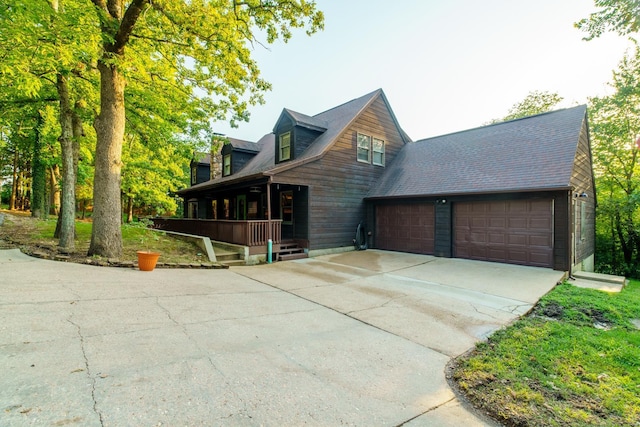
[151,218,284,255]
[171,177,310,257]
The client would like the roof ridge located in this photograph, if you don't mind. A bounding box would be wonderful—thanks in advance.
[416,104,587,143]
[313,88,382,118]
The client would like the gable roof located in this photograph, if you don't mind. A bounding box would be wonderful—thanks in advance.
[181,89,409,193]
[367,105,588,199]
[276,109,328,132]
[227,137,261,153]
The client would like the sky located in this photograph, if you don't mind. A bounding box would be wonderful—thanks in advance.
[212,0,636,142]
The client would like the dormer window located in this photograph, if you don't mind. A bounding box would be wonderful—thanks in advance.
[279,132,291,161]
[223,153,231,176]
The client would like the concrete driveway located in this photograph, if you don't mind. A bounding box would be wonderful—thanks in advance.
[0,249,564,426]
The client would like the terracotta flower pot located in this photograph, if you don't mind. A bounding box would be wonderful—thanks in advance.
[137,251,160,271]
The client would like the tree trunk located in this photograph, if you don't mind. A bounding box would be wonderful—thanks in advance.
[10,150,18,210]
[56,74,76,251]
[126,195,134,223]
[49,165,61,215]
[88,61,125,259]
[615,212,632,264]
[31,112,46,219]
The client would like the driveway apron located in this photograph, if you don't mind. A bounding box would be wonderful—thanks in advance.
[0,249,563,426]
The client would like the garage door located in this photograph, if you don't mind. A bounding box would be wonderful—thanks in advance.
[376,203,434,254]
[454,199,553,268]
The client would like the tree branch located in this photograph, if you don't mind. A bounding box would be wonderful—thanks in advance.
[130,33,190,47]
[111,0,150,54]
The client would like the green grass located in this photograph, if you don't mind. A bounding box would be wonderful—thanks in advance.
[453,280,640,426]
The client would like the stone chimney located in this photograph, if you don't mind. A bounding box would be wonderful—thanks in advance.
[210,134,227,180]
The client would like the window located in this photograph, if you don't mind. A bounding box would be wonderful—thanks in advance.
[279,132,291,161]
[357,133,371,163]
[373,137,385,166]
[357,133,385,166]
[281,191,293,224]
[223,198,230,219]
[191,167,197,185]
[211,200,217,219]
[223,153,231,176]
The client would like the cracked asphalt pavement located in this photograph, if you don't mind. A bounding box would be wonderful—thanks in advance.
[0,248,563,426]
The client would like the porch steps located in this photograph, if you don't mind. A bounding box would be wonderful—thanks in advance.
[214,248,245,266]
[276,242,308,262]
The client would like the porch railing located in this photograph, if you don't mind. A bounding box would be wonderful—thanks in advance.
[151,218,282,247]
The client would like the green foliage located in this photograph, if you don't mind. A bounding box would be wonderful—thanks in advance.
[589,44,640,277]
[121,134,191,216]
[502,90,564,122]
[454,280,640,426]
[576,0,640,40]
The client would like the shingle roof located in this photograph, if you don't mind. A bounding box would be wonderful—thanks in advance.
[367,105,587,199]
[227,137,261,152]
[181,89,406,193]
[278,109,328,132]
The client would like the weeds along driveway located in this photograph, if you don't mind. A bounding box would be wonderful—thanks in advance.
[0,248,563,426]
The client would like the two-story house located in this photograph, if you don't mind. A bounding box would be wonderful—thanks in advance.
[160,89,595,273]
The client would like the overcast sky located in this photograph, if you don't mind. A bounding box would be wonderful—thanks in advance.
[212,0,635,142]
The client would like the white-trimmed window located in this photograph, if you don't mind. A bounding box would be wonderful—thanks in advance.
[223,153,231,176]
[357,133,371,163]
[373,137,385,166]
[279,132,291,161]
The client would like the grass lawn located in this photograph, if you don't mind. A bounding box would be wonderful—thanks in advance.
[452,279,640,426]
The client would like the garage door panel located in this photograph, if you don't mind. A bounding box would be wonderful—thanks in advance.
[376,204,435,255]
[530,235,552,247]
[489,218,506,228]
[508,218,527,229]
[488,233,506,244]
[454,199,553,268]
[507,234,526,246]
[530,218,552,230]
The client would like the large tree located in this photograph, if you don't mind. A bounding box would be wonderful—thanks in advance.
[87,0,323,258]
[0,1,101,250]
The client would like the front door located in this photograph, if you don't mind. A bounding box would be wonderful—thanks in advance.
[237,195,247,220]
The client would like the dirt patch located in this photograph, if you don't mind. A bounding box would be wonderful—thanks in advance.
[538,301,564,318]
[0,211,224,269]
[0,211,91,263]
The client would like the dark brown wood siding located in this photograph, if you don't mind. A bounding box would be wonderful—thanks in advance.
[434,201,452,257]
[553,192,571,271]
[274,96,406,250]
[294,127,322,159]
[569,119,596,267]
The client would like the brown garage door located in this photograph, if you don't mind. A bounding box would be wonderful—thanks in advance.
[376,203,434,254]
[454,199,553,268]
